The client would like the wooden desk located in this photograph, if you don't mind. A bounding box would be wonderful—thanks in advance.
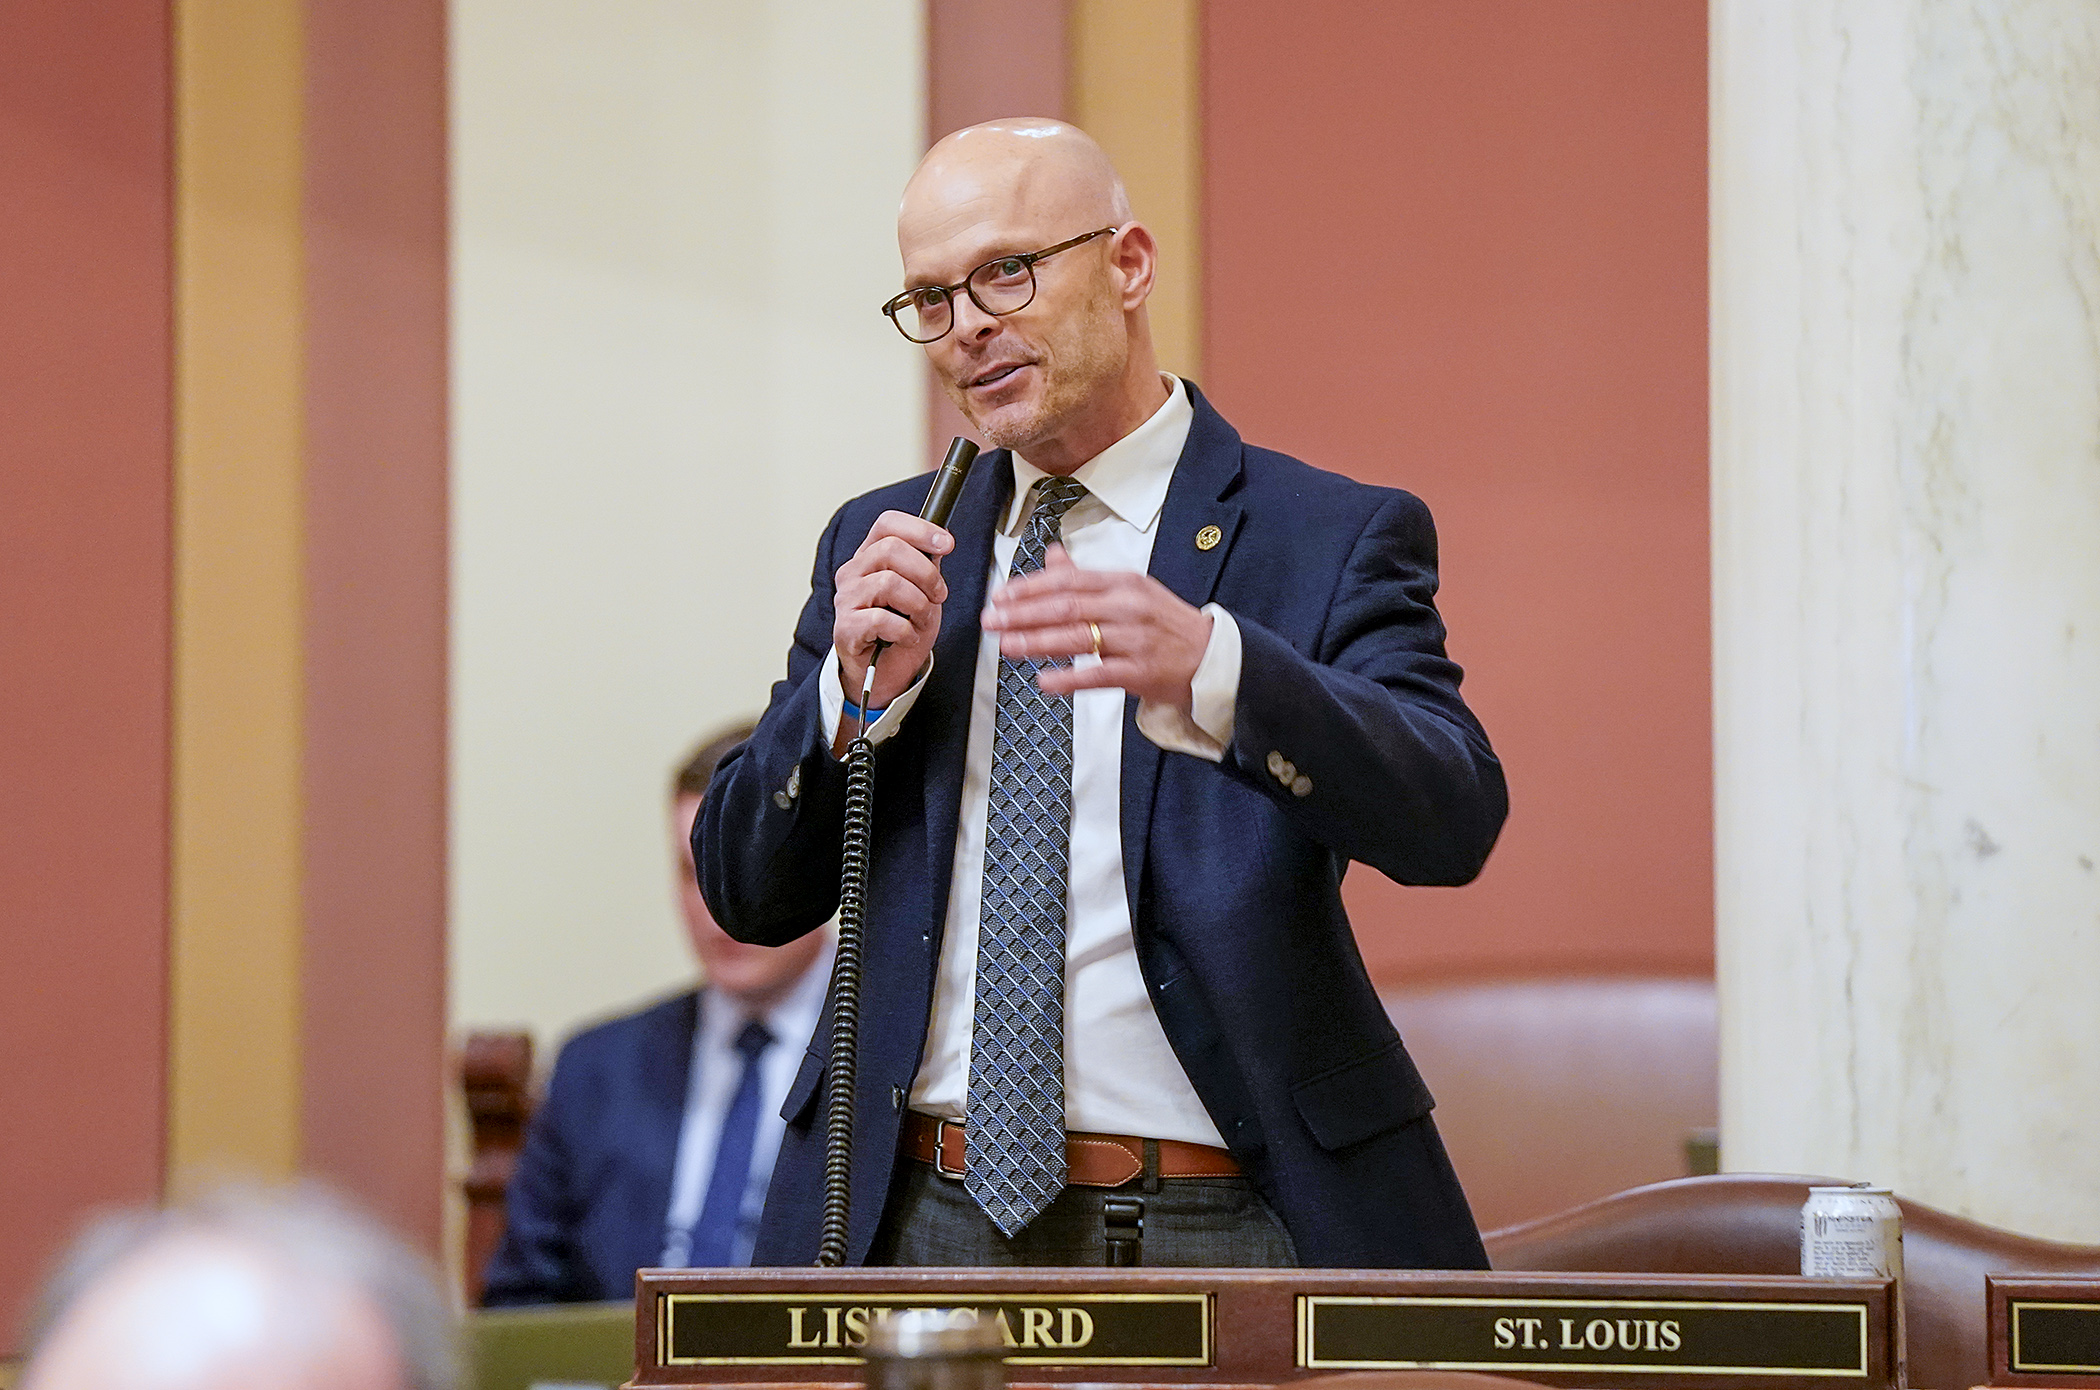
[633,1268,1896,1390]
[1990,1276,2100,1388]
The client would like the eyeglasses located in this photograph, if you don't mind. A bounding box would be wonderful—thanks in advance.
[881,227,1119,344]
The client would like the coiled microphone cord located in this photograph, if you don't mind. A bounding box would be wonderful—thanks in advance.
[815,730,874,1267]
[811,435,977,1269]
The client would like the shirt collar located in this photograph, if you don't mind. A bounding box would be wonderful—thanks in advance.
[1004,375,1193,535]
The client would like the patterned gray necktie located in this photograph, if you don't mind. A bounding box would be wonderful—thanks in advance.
[967,474,1089,1237]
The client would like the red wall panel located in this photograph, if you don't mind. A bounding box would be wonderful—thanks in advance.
[299,0,451,1254]
[0,0,172,1345]
[1204,1,1711,980]
[922,0,1071,462]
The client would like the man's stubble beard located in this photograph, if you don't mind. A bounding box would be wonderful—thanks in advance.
[950,282,1128,458]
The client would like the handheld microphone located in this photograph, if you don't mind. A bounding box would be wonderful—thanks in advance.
[919,434,981,532]
[856,436,979,735]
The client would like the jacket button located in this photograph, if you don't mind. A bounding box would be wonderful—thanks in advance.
[1266,750,1286,778]
[1278,758,1297,783]
[773,790,792,810]
[787,765,801,798]
[1291,774,1312,798]
[891,1085,906,1111]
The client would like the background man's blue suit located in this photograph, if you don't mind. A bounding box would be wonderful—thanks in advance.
[697,383,1507,1268]
[481,992,697,1304]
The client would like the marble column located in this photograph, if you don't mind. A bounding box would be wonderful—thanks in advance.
[1712,0,2100,1242]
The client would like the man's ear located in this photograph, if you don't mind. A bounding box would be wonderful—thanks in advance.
[1112,222,1159,310]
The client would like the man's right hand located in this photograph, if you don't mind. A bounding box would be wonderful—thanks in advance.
[834,510,952,715]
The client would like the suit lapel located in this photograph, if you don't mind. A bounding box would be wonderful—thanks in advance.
[919,452,1011,943]
[1121,386,1247,922]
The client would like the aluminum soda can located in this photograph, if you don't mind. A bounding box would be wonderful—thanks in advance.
[1802,1184,1906,1387]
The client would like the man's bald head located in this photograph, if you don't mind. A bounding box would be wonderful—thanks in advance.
[22,1186,455,1390]
[896,119,1167,474]
[901,119,1131,254]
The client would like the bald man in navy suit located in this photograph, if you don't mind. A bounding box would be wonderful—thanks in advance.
[697,120,1506,1269]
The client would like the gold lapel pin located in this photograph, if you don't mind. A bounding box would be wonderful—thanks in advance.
[1195,524,1222,551]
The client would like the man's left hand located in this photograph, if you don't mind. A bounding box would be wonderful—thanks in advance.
[981,545,1212,709]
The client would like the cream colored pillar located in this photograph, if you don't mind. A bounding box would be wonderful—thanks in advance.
[1712,1,2100,1242]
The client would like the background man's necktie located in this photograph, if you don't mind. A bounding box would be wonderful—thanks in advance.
[682,1018,774,1266]
[967,475,1089,1237]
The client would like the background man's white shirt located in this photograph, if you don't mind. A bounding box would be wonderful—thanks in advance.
[661,937,833,1266]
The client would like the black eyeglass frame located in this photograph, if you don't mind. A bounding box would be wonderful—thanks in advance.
[881,226,1120,343]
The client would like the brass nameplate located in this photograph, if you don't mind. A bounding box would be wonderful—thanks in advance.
[659,1292,1211,1367]
[1299,1296,1870,1376]
[2013,1302,2100,1375]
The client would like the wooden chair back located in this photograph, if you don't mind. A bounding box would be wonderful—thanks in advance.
[460,1029,535,1304]
[1382,977,1718,1230]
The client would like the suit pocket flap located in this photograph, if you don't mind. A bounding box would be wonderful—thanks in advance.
[781,1046,824,1124]
[1291,1040,1434,1151]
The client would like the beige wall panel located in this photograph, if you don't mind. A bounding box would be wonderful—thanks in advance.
[169,0,307,1190]
[450,0,924,1050]
[1070,0,1202,381]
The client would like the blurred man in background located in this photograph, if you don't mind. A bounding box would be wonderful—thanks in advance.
[481,723,833,1302]
[22,1184,455,1390]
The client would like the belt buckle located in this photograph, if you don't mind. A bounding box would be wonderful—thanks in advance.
[934,1118,965,1179]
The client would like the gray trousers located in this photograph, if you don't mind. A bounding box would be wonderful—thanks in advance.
[868,1157,1299,1267]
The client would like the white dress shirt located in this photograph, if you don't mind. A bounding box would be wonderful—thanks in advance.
[818,377,1242,1146]
[661,936,834,1267]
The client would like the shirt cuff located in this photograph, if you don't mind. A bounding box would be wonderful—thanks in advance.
[1135,604,1239,761]
[820,647,930,750]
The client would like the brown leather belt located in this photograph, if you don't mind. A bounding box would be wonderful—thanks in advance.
[901,1111,1239,1187]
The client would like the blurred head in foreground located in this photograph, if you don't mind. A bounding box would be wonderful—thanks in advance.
[22,1184,456,1390]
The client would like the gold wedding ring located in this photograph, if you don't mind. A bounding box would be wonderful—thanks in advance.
[1087,621,1103,657]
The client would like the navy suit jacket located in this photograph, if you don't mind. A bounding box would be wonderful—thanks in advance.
[696,384,1507,1268]
[481,991,699,1305]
